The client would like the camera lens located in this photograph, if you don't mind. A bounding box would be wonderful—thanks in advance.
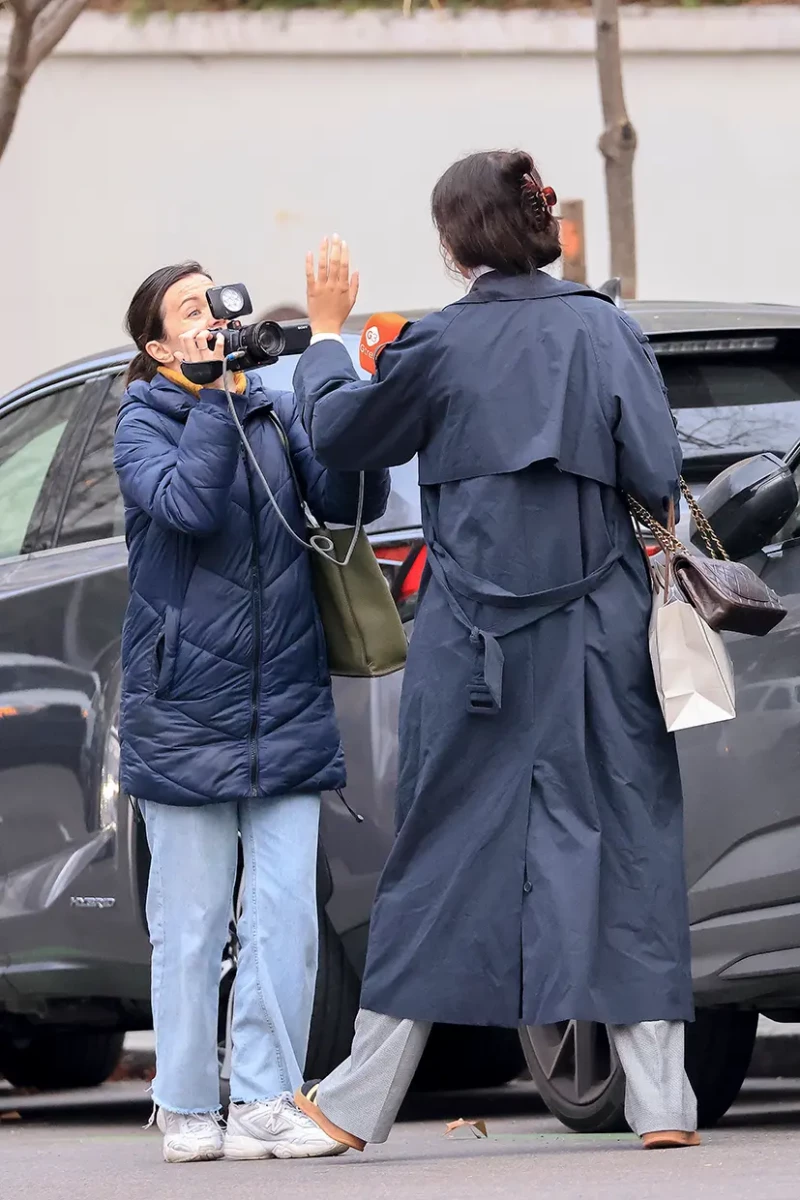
[247,321,286,361]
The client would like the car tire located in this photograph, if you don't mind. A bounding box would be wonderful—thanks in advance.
[304,910,361,1082]
[685,1008,758,1127]
[519,1020,628,1133]
[412,1025,526,1092]
[520,1008,759,1134]
[0,1028,124,1091]
[216,899,360,1091]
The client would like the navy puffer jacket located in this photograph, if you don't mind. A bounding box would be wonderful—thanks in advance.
[113,371,390,806]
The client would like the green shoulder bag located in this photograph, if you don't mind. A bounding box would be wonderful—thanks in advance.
[228,396,407,678]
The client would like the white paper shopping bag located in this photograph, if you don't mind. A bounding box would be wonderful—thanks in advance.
[649,581,736,733]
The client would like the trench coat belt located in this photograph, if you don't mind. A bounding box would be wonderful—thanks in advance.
[426,539,624,716]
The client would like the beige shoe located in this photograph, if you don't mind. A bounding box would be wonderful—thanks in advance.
[295,1082,366,1152]
[642,1130,701,1150]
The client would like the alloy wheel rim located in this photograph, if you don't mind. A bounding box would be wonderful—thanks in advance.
[521,1020,619,1107]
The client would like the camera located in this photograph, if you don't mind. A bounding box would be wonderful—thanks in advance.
[184,283,312,380]
[207,284,312,370]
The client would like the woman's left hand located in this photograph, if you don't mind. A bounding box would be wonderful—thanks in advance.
[306,235,360,337]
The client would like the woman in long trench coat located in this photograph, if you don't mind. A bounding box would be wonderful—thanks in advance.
[291,151,699,1153]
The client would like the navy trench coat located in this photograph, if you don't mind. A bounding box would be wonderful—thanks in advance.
[293,271,693,1028]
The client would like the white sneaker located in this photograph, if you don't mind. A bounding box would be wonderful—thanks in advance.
[156,1108,225,1164]
[224,1094,349,1160]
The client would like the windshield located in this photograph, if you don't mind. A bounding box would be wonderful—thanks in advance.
[658,346,800,477]
[255,334,423,533]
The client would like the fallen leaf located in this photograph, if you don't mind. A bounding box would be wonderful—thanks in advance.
[0,1111,22,1121]
[445,1118,488,1138]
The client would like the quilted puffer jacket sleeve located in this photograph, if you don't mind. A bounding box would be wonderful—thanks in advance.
[277,391,390,527]
[114,394,240,536]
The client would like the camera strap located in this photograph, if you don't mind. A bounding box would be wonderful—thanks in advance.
[224,371,364,568]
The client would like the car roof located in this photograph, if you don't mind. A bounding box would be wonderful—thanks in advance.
[5,300,800,406]
[343,300,800,336]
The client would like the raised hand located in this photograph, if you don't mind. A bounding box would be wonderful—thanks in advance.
[306,234,360,337]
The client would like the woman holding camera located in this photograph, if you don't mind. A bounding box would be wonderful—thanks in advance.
[114,262,389,1164]
[291,152,698,1153]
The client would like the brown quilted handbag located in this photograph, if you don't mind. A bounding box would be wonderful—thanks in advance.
[628,480,787,638]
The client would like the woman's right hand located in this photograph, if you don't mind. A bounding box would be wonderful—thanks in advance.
[178,327,225,389]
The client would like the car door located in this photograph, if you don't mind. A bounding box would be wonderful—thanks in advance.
[0,376,96,1001]
[0,368,150,1007]
[679,483,800,1000]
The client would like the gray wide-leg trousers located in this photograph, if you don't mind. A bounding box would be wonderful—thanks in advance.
[316,1009,698,1144]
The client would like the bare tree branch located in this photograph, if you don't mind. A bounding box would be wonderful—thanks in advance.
[27,0,87,73]
[0,0,87,162]
[29,0,61,21]
[0,3,35,160]
[593,0,637,298]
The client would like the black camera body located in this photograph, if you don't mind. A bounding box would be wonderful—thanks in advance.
[181,283,312,384]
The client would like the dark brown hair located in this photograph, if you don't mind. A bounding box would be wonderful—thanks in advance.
[431,150,561,276]
[125,261,209,385]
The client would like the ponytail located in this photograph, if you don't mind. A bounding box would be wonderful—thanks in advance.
[126,350,158,386]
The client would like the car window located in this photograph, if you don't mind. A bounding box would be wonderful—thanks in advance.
[764,686,790,713]
[736,685,765,714]
[58,373,126,548]
[255,335,423,533]
[659,344,800,480]
[0,388,82,560]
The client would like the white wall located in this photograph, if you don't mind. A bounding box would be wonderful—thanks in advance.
[1,7,800,394]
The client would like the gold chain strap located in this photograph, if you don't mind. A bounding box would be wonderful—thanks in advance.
[627,478,729,562]
[678,478,729,561]
[627,495,685,556]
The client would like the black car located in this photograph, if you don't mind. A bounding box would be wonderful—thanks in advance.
[2,300,800,1131]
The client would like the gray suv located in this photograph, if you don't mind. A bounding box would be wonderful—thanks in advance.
[1,299,800,1131]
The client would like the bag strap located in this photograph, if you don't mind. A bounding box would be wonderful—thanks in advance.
[223,378,363,569]
[627,477,730,565]
[678,478,729,561]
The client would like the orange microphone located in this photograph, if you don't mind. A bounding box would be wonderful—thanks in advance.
[359,313,410,375]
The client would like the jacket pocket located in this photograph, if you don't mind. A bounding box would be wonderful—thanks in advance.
[152,606,181,698]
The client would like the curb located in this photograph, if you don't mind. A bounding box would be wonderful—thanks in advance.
[118,1030,800,1083]
[109,1048,155,1085]
[748,1033,800,1080]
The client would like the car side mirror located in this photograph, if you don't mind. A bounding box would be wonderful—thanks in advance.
[691,453,798,560]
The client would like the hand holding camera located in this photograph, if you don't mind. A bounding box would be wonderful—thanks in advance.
[180,283,312,386]
[306,235,360,337]
[179,327,226,389]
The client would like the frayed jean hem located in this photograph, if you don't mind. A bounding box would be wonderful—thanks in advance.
[153,1097,223,1116]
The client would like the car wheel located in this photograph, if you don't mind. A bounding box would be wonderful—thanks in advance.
[305,910,361,1081]
[0,1028,124,1091]
[519,1020,627,1132]
[685,1008,758,1127]
[216,899,360,1092]
[520,1008,760,1133]
[413,1025,526,1092]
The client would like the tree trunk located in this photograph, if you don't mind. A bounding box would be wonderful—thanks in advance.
[593,0,637,299]
[0,0,88,164]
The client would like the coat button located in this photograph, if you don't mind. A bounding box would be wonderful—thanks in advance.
[523,881,532,894]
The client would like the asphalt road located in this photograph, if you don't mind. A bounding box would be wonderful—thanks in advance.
[3,1078,800,1200]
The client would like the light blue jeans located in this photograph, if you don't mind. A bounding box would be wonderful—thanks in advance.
[140,794,321,1114]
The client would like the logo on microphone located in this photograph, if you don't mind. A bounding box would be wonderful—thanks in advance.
[365,325,380,347]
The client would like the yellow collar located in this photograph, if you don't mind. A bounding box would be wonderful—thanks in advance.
[158,366,247,398]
